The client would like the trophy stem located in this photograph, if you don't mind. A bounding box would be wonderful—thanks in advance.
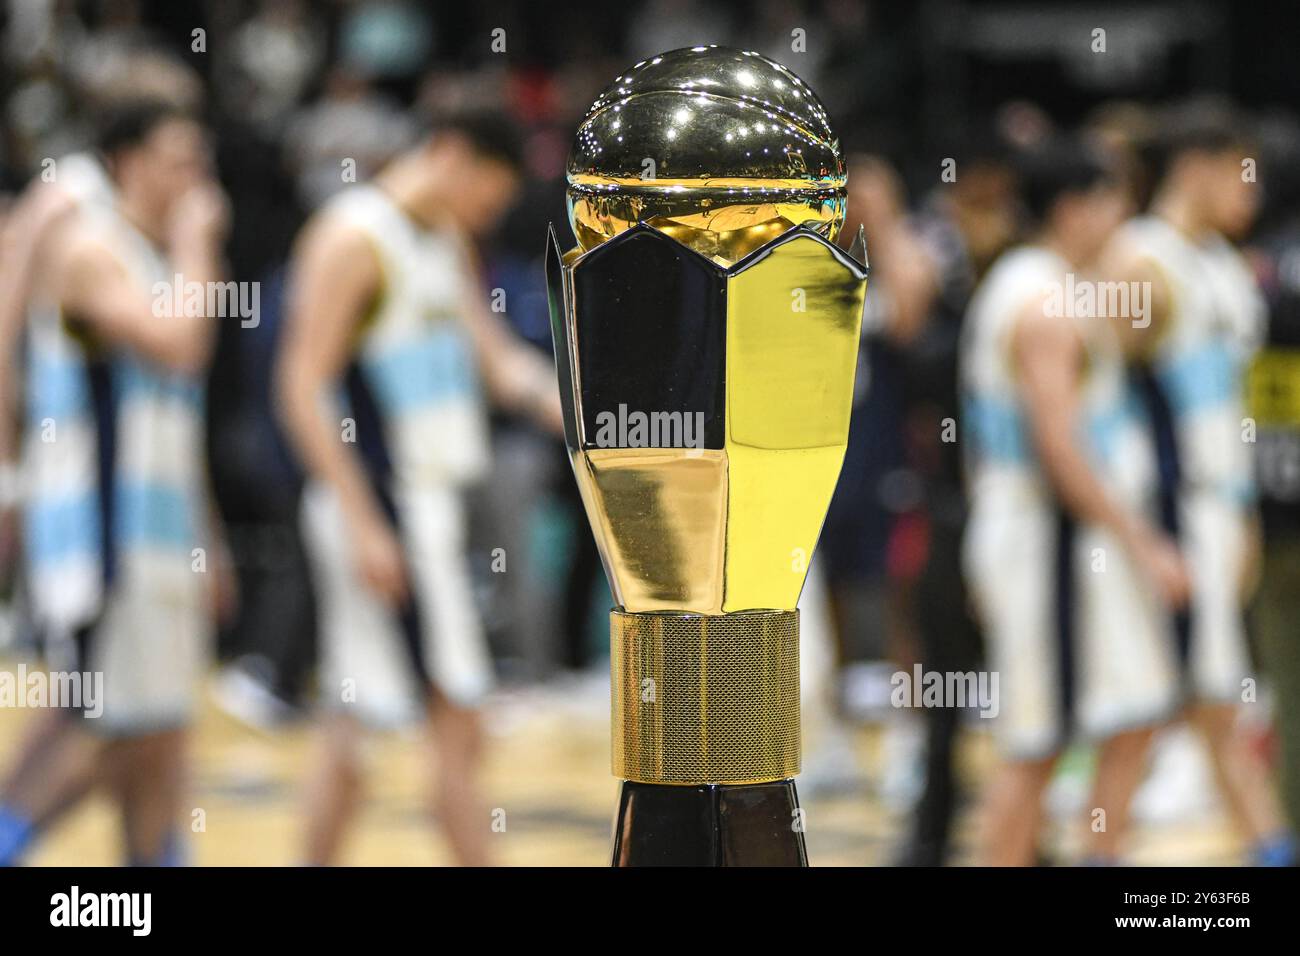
[608,608,805,866]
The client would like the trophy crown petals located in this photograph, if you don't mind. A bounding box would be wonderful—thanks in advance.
[546,219,867,615]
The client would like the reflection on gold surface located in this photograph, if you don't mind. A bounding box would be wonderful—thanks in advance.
[574,448,727,612]
[566,46,846,265]
[723,235,865,611]
[562,235,865,616]
[568,180,844,264]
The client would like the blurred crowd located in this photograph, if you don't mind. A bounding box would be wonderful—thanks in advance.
[1,0,1298,866]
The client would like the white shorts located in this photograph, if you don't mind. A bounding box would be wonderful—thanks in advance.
[301,481,493,726]
[48,556,207,737]
[1177,491,1252,702]
[965,501,1180,760]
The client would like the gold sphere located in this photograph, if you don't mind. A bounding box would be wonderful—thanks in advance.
[567,46,845,264]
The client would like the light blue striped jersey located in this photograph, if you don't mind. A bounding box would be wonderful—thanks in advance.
[960,245,1155,513]
[1116,216,1264,504]
[320,185,490,491]
[22,206,205,633]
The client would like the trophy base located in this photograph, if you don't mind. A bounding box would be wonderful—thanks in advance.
[608,608,804,865]
[611,778,808,866]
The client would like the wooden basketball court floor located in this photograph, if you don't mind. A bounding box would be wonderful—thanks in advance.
[0,658,1244,866]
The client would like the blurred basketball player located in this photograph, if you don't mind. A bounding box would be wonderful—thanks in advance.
[962,138,1190,866]
[0,142,117,870]
[1107,106,1293,863]
[0,52,202,478]
[0,99,226,865]
[277,110,560,865]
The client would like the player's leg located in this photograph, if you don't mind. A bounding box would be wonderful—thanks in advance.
[0,710,100,863]
[978,754,1057,866]
[298,481,405,864]
[89,582,206,867]
[110,728,188,866]
[1190,701,1290,860]
[967,506,1059,866]
[1184,495,1292,861]
[407,486,494,865]
[1085,727,1155,863]
[0,621,112,863]
[1074,518,1179,864]
[425,688,490,865]
[301,711,367,866]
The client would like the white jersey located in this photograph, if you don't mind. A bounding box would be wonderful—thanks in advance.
[301,185,496,717]
[960,245,1175,757]
[320,184,491,489]
[53,151,114,211]
[961,246,1153,514]
[1119,215,1264,502]
[23,202,207,733]
[1117,215,1263,701]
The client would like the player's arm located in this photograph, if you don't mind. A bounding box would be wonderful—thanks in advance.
[0,183,80,463]
[275,218,407,605]
[850,159,938,346]
[1098,240,1174,361]
[460,280,564,435]
[55,185,225,375]
[1010,303,1190,606]
[0,183,79,360]
[56,234,205,375]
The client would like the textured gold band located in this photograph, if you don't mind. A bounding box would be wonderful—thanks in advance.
[610,609,800,785]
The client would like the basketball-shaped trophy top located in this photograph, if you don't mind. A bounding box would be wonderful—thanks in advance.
[566,46,846,263]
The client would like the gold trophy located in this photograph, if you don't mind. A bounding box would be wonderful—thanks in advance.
[546,45,867,866]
